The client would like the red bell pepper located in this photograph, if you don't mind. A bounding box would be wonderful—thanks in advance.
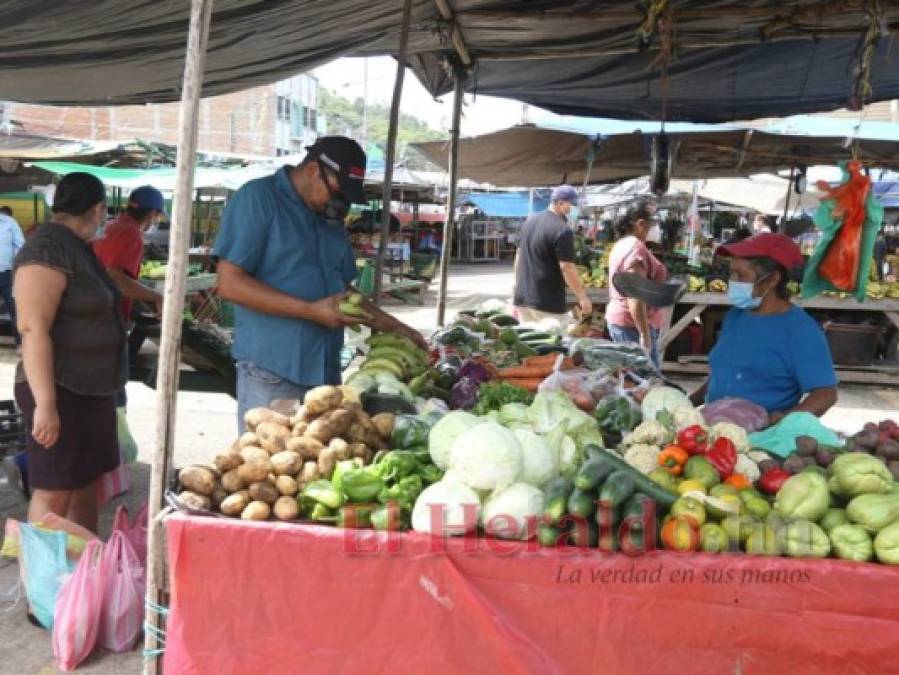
[705,437,737,479]
[757,468,791,495]
[677,425,708,456]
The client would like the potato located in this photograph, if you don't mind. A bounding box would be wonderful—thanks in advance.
[307,409,353,444]
[220,492,250,516]
[346,422,368,444]
[273,496,299,521]
[292,421,309,437]
[275,475,299,497]
[348,442,369,460]
[271,450,303,476]
[285,436,324,460]
[258,435,286,455]
[178,491,212,511]
[339,399,363,415]
[256,420,292,442]
[303,385,343,416]
[317,446,338,479]
[234,489,251,501]
[248,481,280,504]
[241,501,271,521]
[238,432,260,449]
[211,485,228,509]
[368,432,388,452]
[240,446,270,464]
[268,398,302,418]
[203,464,223,480]
[338,385,362,404]
[299,461,321,485]
[238,458,274,483]
[214,452,243,473]
[371,413,396,441]
[221,468,246,493]
[329,438,350,461]
[178,466,217,497]
[244,407,275,430]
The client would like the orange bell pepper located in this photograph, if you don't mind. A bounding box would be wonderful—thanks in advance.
[658,445,689,476]
[661,515,701,552]
[723,473,751,490]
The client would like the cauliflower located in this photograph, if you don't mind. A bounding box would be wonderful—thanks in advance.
[734,454,760,483]
[628,420,674,446]
[747,450,773,465]
[623,444,662,474]
[672,406,705,432]
[709,422,750,454]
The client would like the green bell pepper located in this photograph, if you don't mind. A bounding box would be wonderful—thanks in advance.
[341,468,386,503]
[874,520,899,564]
[819,508,850,533]
[783,520,831,558]
[378,474,424,509]
[773,471,830,522]
[740,491,772,519]
[336,504,374,528]
[370,503,410,531]
[829,523,874,562]
[309,503,336,521]
[302,479,344,509]
[831,452,893,497]
[390,415,431,449]
[684,456,721,490]
[846,493,899,533]
[700,523,729,553]
[374,450,420,482]
[419,463,444,485]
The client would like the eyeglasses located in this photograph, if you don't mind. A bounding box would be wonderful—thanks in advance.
[318,161,345,201]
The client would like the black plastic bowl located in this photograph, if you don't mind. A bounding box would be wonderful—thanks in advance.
[612,273,687,308]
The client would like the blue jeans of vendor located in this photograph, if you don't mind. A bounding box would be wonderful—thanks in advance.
[608,324,661,369]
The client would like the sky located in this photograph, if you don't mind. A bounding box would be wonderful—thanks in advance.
[313,56,561,136]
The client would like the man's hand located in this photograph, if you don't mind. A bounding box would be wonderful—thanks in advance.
[395,323,429,351]
[32,403,60,449]
[309,294,360,330]
[578,295,593,318]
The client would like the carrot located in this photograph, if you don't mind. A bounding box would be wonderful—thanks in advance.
[498,365,555,379]
[522,353,560,367]
[502,377,543,392]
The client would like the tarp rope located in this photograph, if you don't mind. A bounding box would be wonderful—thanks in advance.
[144,599,170,659]
[850,0,883,110]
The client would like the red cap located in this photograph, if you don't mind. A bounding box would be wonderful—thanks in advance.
[716,233,804,269]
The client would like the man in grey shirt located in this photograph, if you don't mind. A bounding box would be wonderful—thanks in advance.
[0,206,25,350]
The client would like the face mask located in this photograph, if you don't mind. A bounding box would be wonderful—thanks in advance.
[647,223,662,243]
[727,273,771,309]
[568,205,580,224]
[319,161,349,225]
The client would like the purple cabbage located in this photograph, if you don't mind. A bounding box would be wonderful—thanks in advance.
[702,397,769,432]
[458,359,493,385]
[450,377,480,410]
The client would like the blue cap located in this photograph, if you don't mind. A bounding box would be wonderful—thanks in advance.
[551,184,579,205]
[128,185,167,215]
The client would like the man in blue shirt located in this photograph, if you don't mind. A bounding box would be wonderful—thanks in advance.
[0,206,25,351]
[215,136,426,429]
[690,233,837,425]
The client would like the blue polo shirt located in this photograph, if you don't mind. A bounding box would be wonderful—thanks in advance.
[707,305,837,413]
[214,167,357,386]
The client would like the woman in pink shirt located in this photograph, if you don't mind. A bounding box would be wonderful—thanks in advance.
[605,202,668,366]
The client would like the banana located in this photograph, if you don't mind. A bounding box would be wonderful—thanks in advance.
[360,357,406,380]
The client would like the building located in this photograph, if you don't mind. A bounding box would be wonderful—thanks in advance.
[2,73,324,158]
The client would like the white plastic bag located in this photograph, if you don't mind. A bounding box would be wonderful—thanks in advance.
[98,531,144,652]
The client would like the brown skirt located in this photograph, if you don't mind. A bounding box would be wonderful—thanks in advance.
[15,381,120,491]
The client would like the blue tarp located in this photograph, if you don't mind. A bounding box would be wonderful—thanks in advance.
[872,182,899,209]
[461,191,550,218]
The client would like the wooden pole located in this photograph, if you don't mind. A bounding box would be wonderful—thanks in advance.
[143,0,213,672]
[372,0,412,303]
[436,69,464,327]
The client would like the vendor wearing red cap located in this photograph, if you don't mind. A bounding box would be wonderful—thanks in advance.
[690,233,837,424]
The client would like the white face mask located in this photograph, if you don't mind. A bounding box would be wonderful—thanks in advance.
[647,223,663,243]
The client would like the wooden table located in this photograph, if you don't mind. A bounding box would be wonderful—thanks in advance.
[569,289,899,385]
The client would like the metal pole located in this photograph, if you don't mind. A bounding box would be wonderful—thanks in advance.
[143,0,213,672]
[372,0,412,303]
[783,166,795,227]
[436,69,464,326]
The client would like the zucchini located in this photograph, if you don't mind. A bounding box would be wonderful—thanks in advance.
[491,314,520,327]
[568,518,598,548]
[585,445,678,509]
[598,471,636,509]
[518,331,554,341]
[537,523,562,547]
[535,344,566,356]
[542,476,574,524]
[574,457,615,491]
[621,493,656,531]
[567,488,597,519]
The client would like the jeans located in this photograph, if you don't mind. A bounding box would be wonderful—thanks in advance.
[0,270,19,346]
[236,361,311,434]
[608,324,661,369]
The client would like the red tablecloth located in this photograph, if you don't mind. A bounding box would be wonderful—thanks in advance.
[164,514,899,675]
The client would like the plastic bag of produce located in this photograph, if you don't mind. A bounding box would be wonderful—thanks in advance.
[701,398,768,433]
[538,356,594,412]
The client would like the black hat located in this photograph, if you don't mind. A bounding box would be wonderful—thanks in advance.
[305,136,367,204]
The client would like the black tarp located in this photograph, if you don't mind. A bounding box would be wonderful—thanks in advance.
[2,1,899,122]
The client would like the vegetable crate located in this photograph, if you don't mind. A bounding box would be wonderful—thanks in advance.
[0,399,28,498]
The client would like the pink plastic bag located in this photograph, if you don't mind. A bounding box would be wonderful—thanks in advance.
[113,504,148,567]
[52,539,105,671]
[98,531,145,652]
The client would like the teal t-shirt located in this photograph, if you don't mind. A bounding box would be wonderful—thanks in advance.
[707,305,837,413]
[214,166,357,386]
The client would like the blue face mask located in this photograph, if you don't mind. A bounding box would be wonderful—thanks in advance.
[568,205,580,224]
[727,273,771,309]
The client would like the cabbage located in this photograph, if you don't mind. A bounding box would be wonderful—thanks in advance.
[498,402,530,427]
[481,483,545,540]
[449,422,523,491]
[559,435,581,478]
[528,390,595,435]
[641,386,692,422]
[412,479,481,535]
[428,411,484,470]
[513,428,558,487]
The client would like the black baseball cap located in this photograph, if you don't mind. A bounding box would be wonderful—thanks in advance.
[305,136,367,204]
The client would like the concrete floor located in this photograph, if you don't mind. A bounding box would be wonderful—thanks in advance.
[0,261,897,673]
